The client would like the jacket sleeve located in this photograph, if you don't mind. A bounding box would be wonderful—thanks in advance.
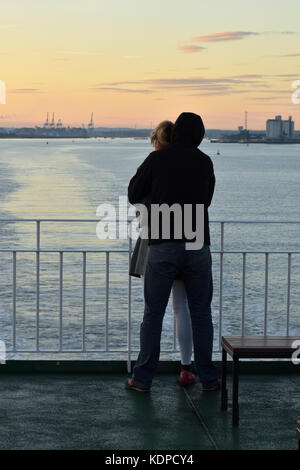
[207,160,215,207]
[128,153,153,205]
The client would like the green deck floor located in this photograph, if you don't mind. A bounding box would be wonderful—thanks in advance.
[0,367,299,450]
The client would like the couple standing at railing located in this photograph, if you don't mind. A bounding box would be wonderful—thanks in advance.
[125,112,220,392]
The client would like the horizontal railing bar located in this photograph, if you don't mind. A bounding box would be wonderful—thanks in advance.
[6,349,183,354]
[212,220,300,224]
[0,219,103,222]
[0,218,300,224]
[0,249,132,253]
[0,249,299,254]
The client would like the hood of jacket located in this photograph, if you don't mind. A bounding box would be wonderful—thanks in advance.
[171,112,205,147]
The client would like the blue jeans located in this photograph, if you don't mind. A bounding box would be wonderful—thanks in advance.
[132,242,218,388]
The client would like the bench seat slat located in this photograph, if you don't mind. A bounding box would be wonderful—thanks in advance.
[222,336,300,356]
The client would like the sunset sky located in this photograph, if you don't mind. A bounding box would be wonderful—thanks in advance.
[1,0,300,129]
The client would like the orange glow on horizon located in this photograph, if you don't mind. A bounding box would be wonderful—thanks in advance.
[1,0,300,129]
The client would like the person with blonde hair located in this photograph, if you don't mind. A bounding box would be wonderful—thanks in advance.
[150,120,173,149]
[129,119,195,386]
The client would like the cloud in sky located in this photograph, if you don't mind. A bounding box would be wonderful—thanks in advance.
[187,88,292,97]
[10,88,42,93]
[56,50,103,56]
[181,30,297,53]
[187,89,255,96]
[178,30,263,55]
[261,30,297,35]
[232,73,300,80]
[99,76,268,88]
[191,31,259,42]
[0,114,16,119]
[177,45,206,53]
[94,74,295,98]
[91,87,155,94]
[249,96,288,101]
[280,53,300,57]
[122,55,142,59]
[264,53,300,58]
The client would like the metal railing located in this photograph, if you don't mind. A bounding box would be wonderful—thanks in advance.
[0,218,299,371]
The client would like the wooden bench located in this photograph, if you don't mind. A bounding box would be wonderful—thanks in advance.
[220,336,300,426]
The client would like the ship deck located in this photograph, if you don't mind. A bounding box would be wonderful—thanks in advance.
[1,361,299,450]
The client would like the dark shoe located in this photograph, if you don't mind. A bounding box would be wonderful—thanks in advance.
[179,370,196,386]
[125,378,150,392]
[202,378,221,391]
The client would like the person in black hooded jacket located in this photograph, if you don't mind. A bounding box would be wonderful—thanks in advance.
[125,112,219,392]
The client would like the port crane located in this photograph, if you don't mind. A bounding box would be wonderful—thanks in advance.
[88,112,94,130]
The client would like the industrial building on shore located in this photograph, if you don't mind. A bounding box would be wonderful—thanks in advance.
[0,112,152,139]
[211,114,300,144]
[266,115,295,140]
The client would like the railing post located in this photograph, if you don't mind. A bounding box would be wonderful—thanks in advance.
[105,252,109,352]
[218,222,224,349]
[173,313,177,352]
[82,251,86,352]
[36,221,40,351]
[59,251,63,351]
[286,253,291,335]
[241,252,246,336]
[12,251,17,352]
[36,220,40,251]
[264,252,269,336]
[127,235,132,374]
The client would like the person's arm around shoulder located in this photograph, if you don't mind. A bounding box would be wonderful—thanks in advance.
[128,152,155,205]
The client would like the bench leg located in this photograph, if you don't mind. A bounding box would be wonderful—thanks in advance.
[232,357,239,426]
[221,347,228,411]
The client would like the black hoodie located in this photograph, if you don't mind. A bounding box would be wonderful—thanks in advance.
[128,112,215,246]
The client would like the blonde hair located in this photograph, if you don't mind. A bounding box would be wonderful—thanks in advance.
[150,120,174,147]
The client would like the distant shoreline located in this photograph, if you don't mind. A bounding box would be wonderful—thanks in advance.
[210,140,300,144]
[0,136,150,140]
[1,135,300,144]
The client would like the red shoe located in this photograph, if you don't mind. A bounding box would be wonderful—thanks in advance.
[179,370,196,386]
